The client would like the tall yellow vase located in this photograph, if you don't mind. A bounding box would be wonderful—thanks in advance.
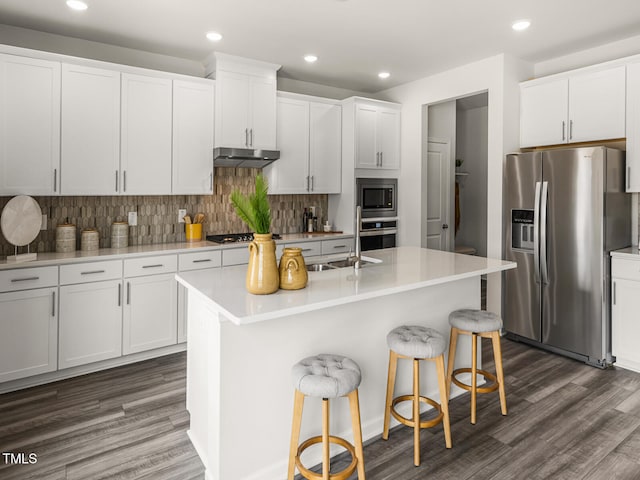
[246,233,280,294]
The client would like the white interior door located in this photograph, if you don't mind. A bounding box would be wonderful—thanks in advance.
[425,139,451,250]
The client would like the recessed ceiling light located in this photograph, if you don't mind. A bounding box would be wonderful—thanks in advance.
[206,31,223,42]
[66,0,88,11]
[304,55,318,63]
[378,72,390,79]
[512,19,531,31]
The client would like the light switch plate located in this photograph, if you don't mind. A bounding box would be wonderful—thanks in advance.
[128,211,138,226]
[178,209,187,223]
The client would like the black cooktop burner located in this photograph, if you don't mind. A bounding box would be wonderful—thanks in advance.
[206,232,281,244]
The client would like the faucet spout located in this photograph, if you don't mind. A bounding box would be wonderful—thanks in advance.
[354,205,362,269]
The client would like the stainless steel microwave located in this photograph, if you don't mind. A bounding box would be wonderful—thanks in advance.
[356,178,397,218]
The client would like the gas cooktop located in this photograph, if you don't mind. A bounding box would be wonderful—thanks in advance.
[206,232,282,244]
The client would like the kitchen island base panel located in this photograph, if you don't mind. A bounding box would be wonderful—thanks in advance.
[186,276,479,480]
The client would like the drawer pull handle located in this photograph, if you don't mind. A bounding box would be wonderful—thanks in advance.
[301,248,312,252]
[81,270,106,275]
[193,259,212,263]
[333,245,346,249]
[142,264,164,269]
[11,277,40,283]
[52,291,56,317]
[118,283,122,307]
[127,281,131,305]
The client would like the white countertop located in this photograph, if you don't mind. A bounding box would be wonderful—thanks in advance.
[176,246,516,325]
[0,232,353,270]
[611,247,640,259]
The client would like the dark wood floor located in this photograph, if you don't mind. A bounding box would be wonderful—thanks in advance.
[2,338,640,479]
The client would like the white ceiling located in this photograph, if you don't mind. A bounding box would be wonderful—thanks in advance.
[1,0,640,93]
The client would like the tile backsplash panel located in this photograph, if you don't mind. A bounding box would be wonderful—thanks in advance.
[0,168,328,258]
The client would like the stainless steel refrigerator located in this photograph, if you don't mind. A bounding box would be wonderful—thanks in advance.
[503,146,630,367]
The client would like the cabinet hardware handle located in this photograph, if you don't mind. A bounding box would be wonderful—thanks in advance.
[569,120,573,140]
[142,264,164,268]
[118,283,122,306]
[53,169,57,192]
[301,248,312,252]
[81,270,105,275]
[562,121,566,141]
[380,151,383,166]
[115,170,119,192]
[193,259,212,263]
[127,281,131,305]
[306,176,310,191]
[11,277,40,283]
[613,281,616,305]
[123,171,127,192]
[333,245,346,249]
[250,128,253,147]
[245,128,249,147]
[310,175,314,191]
[210,172,213,191]
[51,291,56,317]
[376,152,380,166]
[628,166,631,190]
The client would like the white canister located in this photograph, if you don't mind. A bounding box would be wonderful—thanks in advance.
[81,228,99,251]
[111,222,129,249]
[56,223,76,253]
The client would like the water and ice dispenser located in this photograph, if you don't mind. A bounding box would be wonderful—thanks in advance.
[511,210,534,251]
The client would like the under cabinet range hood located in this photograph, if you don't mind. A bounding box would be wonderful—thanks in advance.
[213,147,280,168]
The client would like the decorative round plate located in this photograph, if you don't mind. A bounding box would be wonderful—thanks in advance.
[1,195,42,247]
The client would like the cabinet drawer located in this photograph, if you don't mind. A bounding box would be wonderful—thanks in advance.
[612,257,640,281]
[0,266,58,292]
[124,255,177,277]
[178,250,222,271]
[222,247,250,266]
[60,260,122,285]
[284,241,322,257]
[322,238,353,255]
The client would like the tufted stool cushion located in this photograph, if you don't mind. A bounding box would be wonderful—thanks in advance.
[449,309,503,333]
[386,325,446,359]
[292,354,361,398]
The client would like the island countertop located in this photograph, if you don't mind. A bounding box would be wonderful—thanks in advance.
[175,246,516,325]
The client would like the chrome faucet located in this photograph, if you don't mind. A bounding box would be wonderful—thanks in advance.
[354,205,362,270]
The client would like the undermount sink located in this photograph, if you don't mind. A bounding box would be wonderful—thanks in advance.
[306,257,378,272]
[306,263,338,272]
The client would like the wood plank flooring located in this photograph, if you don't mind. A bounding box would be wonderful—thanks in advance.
[2,339,640,479]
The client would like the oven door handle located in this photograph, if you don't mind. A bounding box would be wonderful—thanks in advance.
[359,228,398,237]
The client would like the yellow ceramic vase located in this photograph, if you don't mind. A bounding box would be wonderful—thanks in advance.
[279,247,308,290]
[246,233,280,295]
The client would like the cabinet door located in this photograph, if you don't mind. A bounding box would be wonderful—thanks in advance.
[123,274,177,355]
[266,97,309,194]
[0,55,60,196]
[121,73,172,195]
[520,78,568,148]
[61,64,120,195]
[569,66,626,144]
[612,278,640,370]
[0,287,57,383]
[172,80,214,194]
[355,104,379,168]
[177,283,187,344]
[309,102,341,193]
[377,108,400,169]
[249,76,277,149]
[627,62,640,192]
[215,70,250,148]
[59,280,122,369]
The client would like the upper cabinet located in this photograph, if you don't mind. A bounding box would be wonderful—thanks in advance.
[213,53,280,150]
[0,54,60,196]
[520,65,626,148]
[61,63,121,195]
[354,99,400,169]
[172,79,215,195]
[626,62,640,192]
[265,94,341,194]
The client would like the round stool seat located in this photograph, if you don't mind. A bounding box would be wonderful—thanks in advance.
[386,325,446,359]
[292,354,361,398]
[449,309,502,333]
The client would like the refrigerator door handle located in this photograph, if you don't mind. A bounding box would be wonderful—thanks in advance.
[540,181,549,285]
[533,181,542,284]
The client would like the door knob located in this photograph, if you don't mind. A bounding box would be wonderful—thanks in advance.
[442,224,449,230]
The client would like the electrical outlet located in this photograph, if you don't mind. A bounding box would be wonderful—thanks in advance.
[41,214,47,231]
[178,209,187,223]
[128,211,138,226]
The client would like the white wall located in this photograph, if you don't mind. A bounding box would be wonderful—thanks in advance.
[277,76,367,100]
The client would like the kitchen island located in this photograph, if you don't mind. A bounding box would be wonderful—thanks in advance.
[176,247,516,480]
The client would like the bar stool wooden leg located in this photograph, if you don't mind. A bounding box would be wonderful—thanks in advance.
[322,398,330,480]
[288,390,305,480]
[446,327,459,400]
[435,354,452,448]
[413,358,420,466]
[348,389,366,480]
[491,330,508,416]
[382,350,398,440]
[471,333,478,425]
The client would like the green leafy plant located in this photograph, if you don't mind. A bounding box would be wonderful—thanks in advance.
[230,174,271,234]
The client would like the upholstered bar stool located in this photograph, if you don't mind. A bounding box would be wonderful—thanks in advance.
[288,354,366,480]
[446,309,507,425]
[382,326,452,467]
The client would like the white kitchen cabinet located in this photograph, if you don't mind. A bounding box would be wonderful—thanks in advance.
[309,101,342,192]
[321,237,354,256]
[121,73,172,195]
[0,287,57,383]
[626,62,640,192]
[520,65,626,148]
[59,279,122,369]
[61,63,121,195]
[173,79,215,194]
[0,54,60,196]
[354,100,400,169]
[612,257,640,372]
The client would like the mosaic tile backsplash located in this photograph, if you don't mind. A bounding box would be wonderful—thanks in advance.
[0,168,328,258]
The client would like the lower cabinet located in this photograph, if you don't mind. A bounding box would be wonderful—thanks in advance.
[59,280,123,369]
[0,287,58,383]
[612,257,640,372]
